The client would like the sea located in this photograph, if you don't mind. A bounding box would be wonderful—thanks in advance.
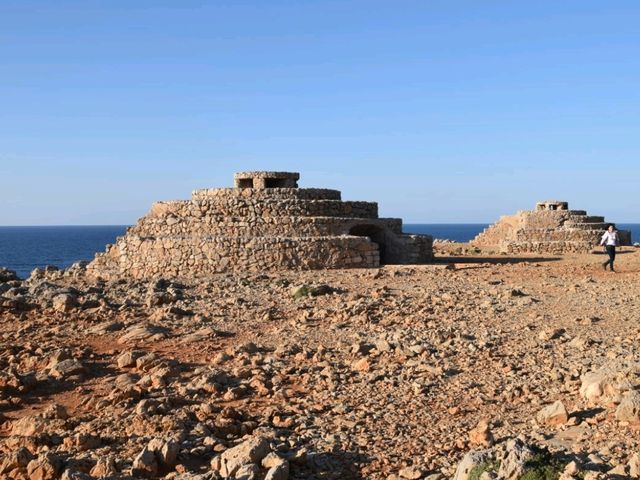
[1,224,639,279]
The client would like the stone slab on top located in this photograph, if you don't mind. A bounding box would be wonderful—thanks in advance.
[233,171,300,189]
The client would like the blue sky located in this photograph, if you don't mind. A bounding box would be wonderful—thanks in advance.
[1,0,639,224]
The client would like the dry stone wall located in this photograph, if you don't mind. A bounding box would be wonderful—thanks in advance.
[88,171,433,279]
[473,201,631,254]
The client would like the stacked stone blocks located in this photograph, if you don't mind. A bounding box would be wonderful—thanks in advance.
[473,200,631,254]
[88,171,433,279]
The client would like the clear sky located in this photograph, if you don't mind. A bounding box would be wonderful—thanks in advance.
[1,0,639,225]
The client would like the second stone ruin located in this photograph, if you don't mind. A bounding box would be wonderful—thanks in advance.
[472,200,631,254]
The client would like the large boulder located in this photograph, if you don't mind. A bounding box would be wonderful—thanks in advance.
[453,449,493,480]
[0,267,19,283]
[497,438,534,480]
[536,400,569,426]
[0,447,34,475]
[132,447,158,478]
[580,365,635,405]
[52,293,79,313]
[26,453,63,480]
[616,391,640,423]
[218,436,270,478]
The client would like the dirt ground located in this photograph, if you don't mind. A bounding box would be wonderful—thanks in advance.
[1,247,640,479]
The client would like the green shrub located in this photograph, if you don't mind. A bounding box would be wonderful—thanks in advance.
[292,284,334,299]
[520,450,566,480]
[468,460,500,480]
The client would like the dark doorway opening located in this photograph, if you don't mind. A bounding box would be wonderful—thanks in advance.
[349,224,387,263]
[265,178,287,188]
[238,178,253,188]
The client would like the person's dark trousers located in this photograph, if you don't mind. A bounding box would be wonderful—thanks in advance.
[603,245,616,271]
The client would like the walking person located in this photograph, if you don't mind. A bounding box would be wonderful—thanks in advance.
[600,224,620,272]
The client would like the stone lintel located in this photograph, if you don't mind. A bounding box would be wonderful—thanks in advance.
[536,200,568,211]
[233,171,300,189]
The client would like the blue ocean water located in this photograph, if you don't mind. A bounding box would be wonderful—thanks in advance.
[0,226,128,279]
[0,224,637,279]
[404,223,490,242]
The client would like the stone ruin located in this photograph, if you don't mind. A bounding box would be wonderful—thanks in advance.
[88,171,434,279]
[472,200,632,254]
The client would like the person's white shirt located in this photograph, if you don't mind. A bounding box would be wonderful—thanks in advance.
[601,231,619,246]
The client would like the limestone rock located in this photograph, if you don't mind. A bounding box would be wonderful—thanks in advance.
[117,324,167,344]
[52,293,78,312]
[261,453,287,469]
[265,462,290,480]
[42,403,69,420]
[0,447,34,474]
[235,463,261,480]
[453,450,492,480]
[616,391,640,423]
[50,358,86,379]
[399,465,425,479]
[132,446,158,478]
[147,437,180,468]
[116,350,143,368]
[497,438,534,480]
[63,433,101,451]
[536,400,569,426]
[90,456,118,478]
[26,453,63,480]
[61,470,93,480]
[628,453,640,478]
[469,419,494,447]
[0,267,19,283]
[218,435,270,478]
[579,367,632,405]
[11,415,49,437]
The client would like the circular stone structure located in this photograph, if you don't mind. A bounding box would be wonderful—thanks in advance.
[88,172,433,279]
[473,200,632,254]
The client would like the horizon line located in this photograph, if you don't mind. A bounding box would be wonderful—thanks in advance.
[2,221,640,227]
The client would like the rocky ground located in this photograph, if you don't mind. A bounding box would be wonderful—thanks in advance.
[1,246,640,480]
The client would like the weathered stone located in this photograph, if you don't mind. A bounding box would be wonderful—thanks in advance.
[116,350,143,368]
[132,446,158,478]
[64,433,101,451]
[473,201,630,253]
[90,456,118,478]
[50,359,86,379]
[52,293,78,312]
[469,419,493,447]
[42,403,69,420]
[219,436,270,478]
[0,267,19,283]
[261,452,286,469]
[579,367,632,405]
[498,438,534,480]
[453,450,493,480]
[628,452,640,478]
[399,465,425,479]
[147,437,180,468]
[26,453,63,480]
[11,415,49,437]
[61,470,93,480]
[235,463,261,480]
[616,391,640,423]
[264,461,290,480]
[536,400,569,426]
[87,171,433,279]
[0,447,34,474]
